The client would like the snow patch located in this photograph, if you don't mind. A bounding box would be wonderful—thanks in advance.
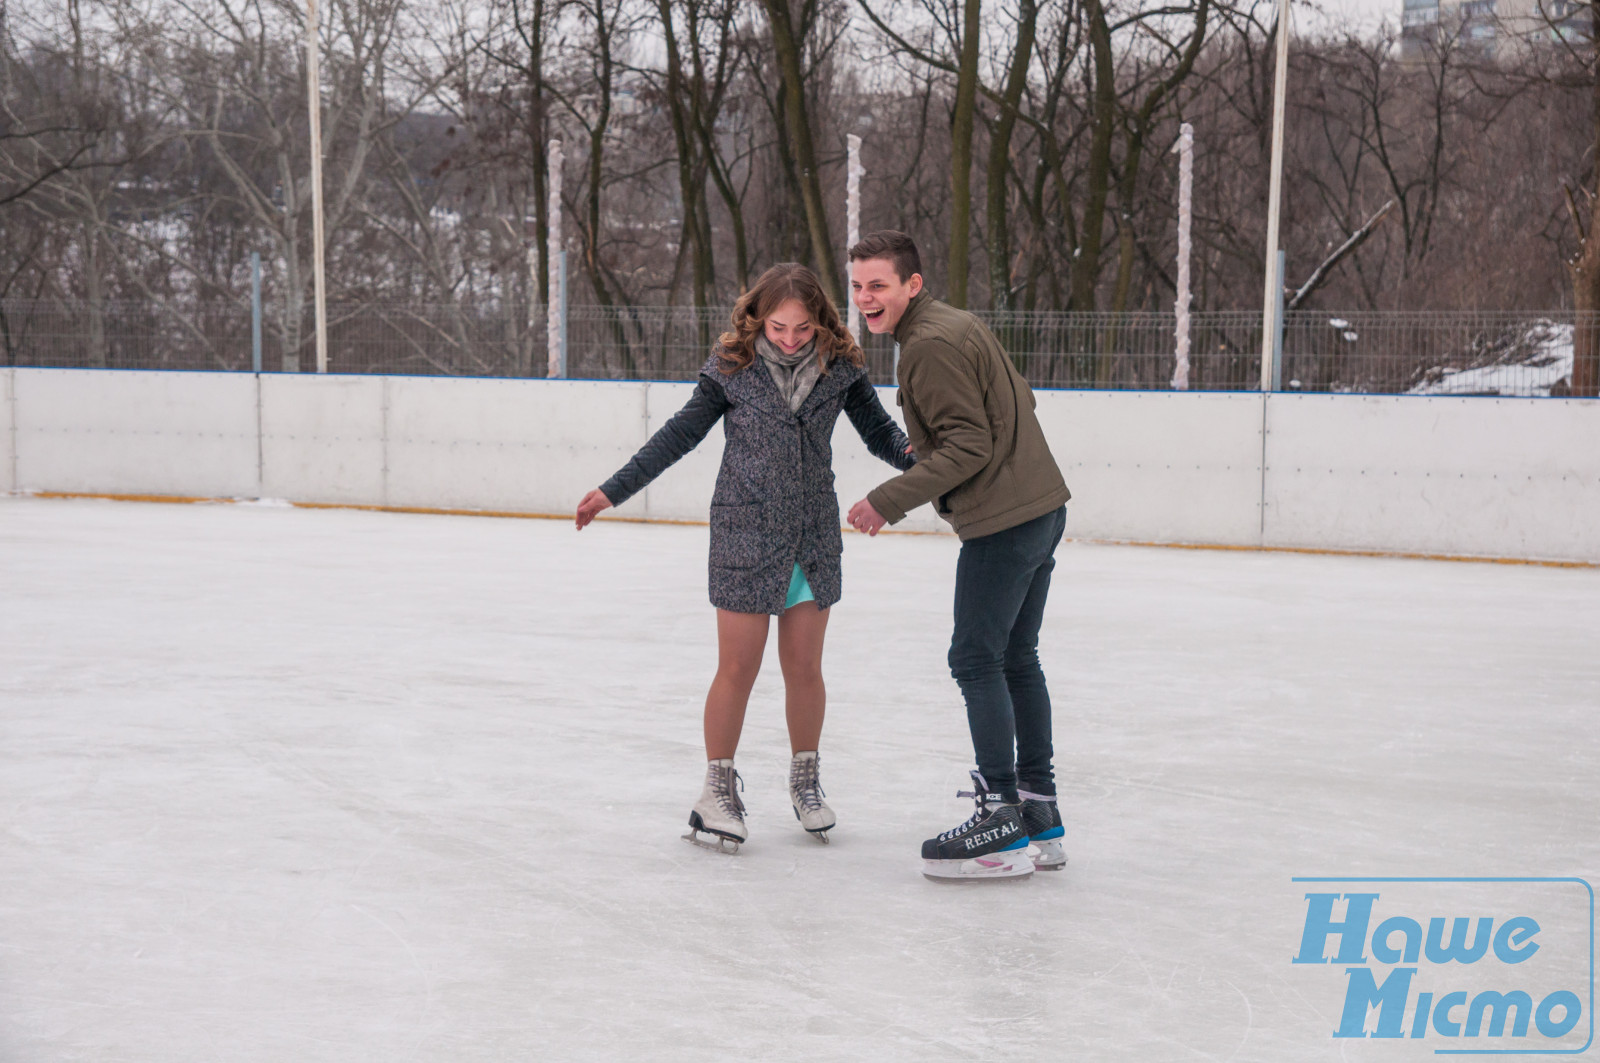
[1407,320,1574,397]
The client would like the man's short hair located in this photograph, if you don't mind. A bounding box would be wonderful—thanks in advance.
[848,230,922,284]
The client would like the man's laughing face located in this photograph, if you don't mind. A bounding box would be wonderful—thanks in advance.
[851,257,922,335]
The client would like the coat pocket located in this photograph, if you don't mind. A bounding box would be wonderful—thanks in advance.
[805,492,844,556]
[709,502,768,571]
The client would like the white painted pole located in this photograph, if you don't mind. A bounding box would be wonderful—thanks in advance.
[527,243,538,376]
[305,0,328,374]
[846,133,863,339]
[547,140,563,379]
[1259,0,1290,392]
[558,249,568,377]
[1172,122,1193,391]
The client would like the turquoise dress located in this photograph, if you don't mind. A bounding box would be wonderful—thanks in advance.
[785,563,815,609]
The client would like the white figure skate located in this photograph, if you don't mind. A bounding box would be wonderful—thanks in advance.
[685,758,747,854]
[788,750,836,842]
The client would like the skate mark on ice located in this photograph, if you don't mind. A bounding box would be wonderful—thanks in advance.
[349,902,437,1043]
[1222,977,1254,1062]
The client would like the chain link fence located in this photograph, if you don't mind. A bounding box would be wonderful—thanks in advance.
[0,299,1589,397]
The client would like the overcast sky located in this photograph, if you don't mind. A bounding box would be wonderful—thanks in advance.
[1303,0,1402,35]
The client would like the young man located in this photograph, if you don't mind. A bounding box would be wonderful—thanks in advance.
[845,230,1072,881]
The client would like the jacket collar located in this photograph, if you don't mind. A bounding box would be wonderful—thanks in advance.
[728,356,795,420]
[892,290,934,345]
[725,352,853,421]
[799,357,854,413]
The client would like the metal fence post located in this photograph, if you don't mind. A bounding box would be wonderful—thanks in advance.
[1273,249,1286,391]
[250,252,262,374]
[1259,0,1290,392]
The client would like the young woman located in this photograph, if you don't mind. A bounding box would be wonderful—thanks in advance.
[575,263,914,853]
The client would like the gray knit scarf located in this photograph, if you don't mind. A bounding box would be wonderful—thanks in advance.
[754,334,823,413]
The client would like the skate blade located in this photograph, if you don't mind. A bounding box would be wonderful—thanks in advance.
[1029,840,1067,870]
[683,829,742,855]
[922,851,1035,882]
[793,806,835,842]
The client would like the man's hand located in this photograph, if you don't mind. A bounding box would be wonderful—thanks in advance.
[847,498,888,537]
[575,488,612,530]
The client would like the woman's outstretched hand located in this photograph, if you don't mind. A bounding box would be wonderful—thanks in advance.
[576,488,613,530]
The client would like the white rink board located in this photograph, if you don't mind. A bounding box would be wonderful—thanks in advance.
[636,380,722,522]
[1040,390,1263,545]
[0,370,14,494]
[386,377,650,516]
[13,369,257,498]
[7,369,1600,562]
[1264,394,1600,560]
[829,385,946,534]
[260,375,386,505]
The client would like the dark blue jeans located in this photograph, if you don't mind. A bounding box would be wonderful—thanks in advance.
[948,506,1067,802]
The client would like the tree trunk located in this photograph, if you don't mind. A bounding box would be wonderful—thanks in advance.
[1570,0,1600,397]
[1101,0,1209,383]
[658,0,710,310]
[760,0,841,304]
[516,0,549,307]
[693,170,715,344]
[984,0,1036,313]
[1072,0,1115,314]
[81,224,107,368]
[281,252,304,374]
[704,148,750,290]
[1572,249,1599,396]
[949,0,980,307]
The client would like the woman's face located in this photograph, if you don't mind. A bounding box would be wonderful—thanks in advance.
[763,298,816,356]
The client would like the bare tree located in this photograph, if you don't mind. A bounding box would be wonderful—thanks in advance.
[1555,1,1600,394]
[649,0,745,310]
[758,0,843,302]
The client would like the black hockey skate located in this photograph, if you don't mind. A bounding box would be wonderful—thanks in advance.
[1018,789,1066,871]
[921,771,1034,882]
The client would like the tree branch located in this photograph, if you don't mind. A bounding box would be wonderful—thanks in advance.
[1286,199,1394,311]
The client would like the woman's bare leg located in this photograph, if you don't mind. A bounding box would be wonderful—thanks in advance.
[777,602,831,754]
[704,609,771,760]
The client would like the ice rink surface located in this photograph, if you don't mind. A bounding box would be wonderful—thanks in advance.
[2,496,1597,1062]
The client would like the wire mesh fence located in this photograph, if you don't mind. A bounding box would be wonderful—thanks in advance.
[0,301,545,378]
[0,299,1590,397]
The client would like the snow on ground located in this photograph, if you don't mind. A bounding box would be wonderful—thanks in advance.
[1407,321,1574,396]
[1,497,1597,1062]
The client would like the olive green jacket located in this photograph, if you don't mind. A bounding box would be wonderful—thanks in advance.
[866,292,1071,540]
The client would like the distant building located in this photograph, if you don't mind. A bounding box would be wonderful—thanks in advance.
[1401,0,1588,59]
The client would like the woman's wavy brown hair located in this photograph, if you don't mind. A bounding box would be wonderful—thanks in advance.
[714,263,865,375]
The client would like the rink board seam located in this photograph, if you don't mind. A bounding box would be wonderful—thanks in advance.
[15,490,1600,566]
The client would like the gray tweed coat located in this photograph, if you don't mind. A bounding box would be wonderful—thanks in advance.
[599,353,914,615]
